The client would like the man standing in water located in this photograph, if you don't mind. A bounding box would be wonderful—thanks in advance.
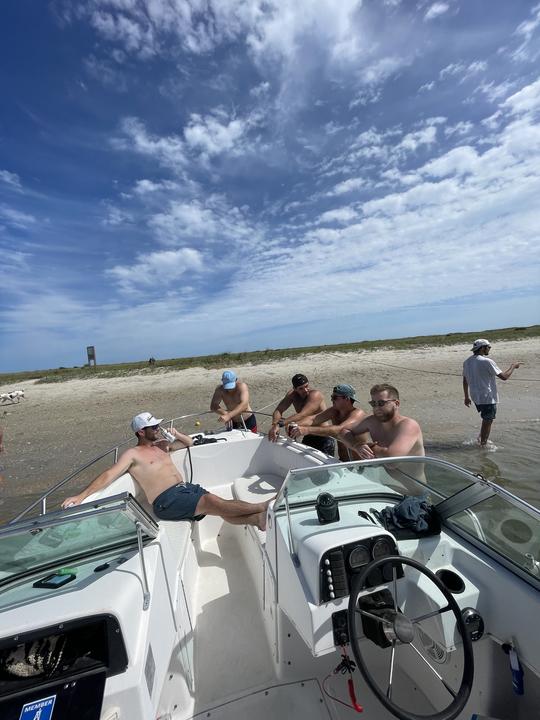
[268,373,332,454]
[62,412,269,529]
[339,384,424,459]
[210,370,257,432]
[463,338,522,447]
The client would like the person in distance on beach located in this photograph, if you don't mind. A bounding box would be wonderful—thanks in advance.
[268,373,333,454]
[339,384,425,459]
[210,370,258,433]
[62,412,269,530]
[462,338,522,447]
[289,384,370,461]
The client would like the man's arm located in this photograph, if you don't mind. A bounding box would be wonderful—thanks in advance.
[210,386,224,415]
[62,449,136,508]
[220,382,250,423]
[268,395,294,441]
[291,408,335,438]
[463,376,471,407]
[497,362,522,381]
[285,390,325,424]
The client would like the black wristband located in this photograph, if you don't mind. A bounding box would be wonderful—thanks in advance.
[277,420,285,428]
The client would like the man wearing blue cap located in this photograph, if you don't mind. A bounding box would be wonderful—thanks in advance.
[210,370,257,432]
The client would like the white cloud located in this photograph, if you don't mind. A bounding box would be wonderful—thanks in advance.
[0,170,22,190]
[327,178,364,196]
[107,247,204,294]
[184,112,248,159]
[318,207,358,224]
[424,3,450,22]
[444,121,473,137]
[502,77,540,115]
[115,117,187,171]
[511,3,540,61]
[0,206,37,229]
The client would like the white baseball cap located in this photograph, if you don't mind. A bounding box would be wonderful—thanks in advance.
[471,338,491,352]
[131,412,163,432]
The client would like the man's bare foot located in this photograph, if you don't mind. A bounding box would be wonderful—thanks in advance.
[257,511,267,531]
[262,495,277,511]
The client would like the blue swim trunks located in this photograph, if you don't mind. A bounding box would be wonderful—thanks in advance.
[474,403,497,421]
[153,483,208,521]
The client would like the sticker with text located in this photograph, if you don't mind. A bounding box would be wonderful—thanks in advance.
[19,694,56,720]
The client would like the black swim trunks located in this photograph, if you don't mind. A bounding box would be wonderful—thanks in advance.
[153,483,208,521]
[302,435,335,457]
[232,413,258,433]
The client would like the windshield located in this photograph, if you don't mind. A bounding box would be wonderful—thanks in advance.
[275,457,540,587]
[0,493,157,597]
[274,456,476,509]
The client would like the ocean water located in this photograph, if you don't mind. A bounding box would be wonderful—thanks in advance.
[425,419,540,509]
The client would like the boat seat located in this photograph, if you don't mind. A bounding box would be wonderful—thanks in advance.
[233,473,284,505]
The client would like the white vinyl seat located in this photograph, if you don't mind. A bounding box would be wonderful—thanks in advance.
[233,473,284,505]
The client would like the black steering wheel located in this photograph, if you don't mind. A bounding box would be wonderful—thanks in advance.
[348,556,474,720]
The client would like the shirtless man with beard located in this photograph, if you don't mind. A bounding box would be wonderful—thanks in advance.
[339,384,424,459]
[268,373,333,454]
[62,412,269,530]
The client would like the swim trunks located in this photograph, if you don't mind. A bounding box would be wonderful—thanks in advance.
[474,403,497,421]
[232,413,258,433]
[302,435,335,457]
[153,483,208,521]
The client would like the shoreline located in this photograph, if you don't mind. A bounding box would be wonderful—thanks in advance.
[1,338,538,522]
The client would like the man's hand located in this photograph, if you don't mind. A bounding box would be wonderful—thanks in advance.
[268,424,280,442]
[464,397,471,407]
[62,495,83,509]
[357,444,375,459]
[289,424,304,439]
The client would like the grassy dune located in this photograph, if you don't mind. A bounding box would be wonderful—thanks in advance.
[1,324,538,385]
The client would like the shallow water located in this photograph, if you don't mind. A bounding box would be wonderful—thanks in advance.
[426,419,540,508]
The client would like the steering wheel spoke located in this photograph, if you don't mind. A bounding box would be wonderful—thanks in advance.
[411,604,452,624]
[348,555,474,720]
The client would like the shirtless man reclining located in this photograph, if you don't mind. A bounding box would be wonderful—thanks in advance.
[62,412,270,530]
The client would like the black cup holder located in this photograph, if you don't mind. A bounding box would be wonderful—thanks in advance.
[435,569,465,594]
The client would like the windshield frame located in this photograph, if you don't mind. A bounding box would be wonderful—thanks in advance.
[0,493,158,591]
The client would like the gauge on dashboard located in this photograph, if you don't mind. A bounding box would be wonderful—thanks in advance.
[348,544,371,569]
[372,537,395,560]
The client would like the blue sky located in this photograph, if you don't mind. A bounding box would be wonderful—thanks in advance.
[1,1,540,372]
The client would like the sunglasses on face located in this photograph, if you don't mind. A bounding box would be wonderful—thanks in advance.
[331,394,346,400]
[147,424,159,430]
[368,399,395,408]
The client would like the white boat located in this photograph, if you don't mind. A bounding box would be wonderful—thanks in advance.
[0,420,539,720]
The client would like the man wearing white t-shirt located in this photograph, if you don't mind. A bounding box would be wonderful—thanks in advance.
[462,339,522,446]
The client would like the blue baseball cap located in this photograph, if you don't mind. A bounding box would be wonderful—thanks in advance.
[222,370,237,389]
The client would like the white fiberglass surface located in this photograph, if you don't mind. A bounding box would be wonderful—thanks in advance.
[190,523,275,709]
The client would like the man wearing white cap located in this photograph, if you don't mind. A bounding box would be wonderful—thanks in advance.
[210,370,257,432]
[463,339,522,446]
[62,411,269,529]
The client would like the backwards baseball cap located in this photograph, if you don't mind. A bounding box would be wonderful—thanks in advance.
[222,370,237,389]
[471,338,491,352]
[131,411,163,432]
[292,373,308,388]
[333,384,357,401]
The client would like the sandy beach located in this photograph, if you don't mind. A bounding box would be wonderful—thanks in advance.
[1,338,539,521]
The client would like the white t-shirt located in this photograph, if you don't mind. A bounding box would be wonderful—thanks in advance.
[463,355,502,405]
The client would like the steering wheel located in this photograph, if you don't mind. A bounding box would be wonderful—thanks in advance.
[347,556,474,720]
